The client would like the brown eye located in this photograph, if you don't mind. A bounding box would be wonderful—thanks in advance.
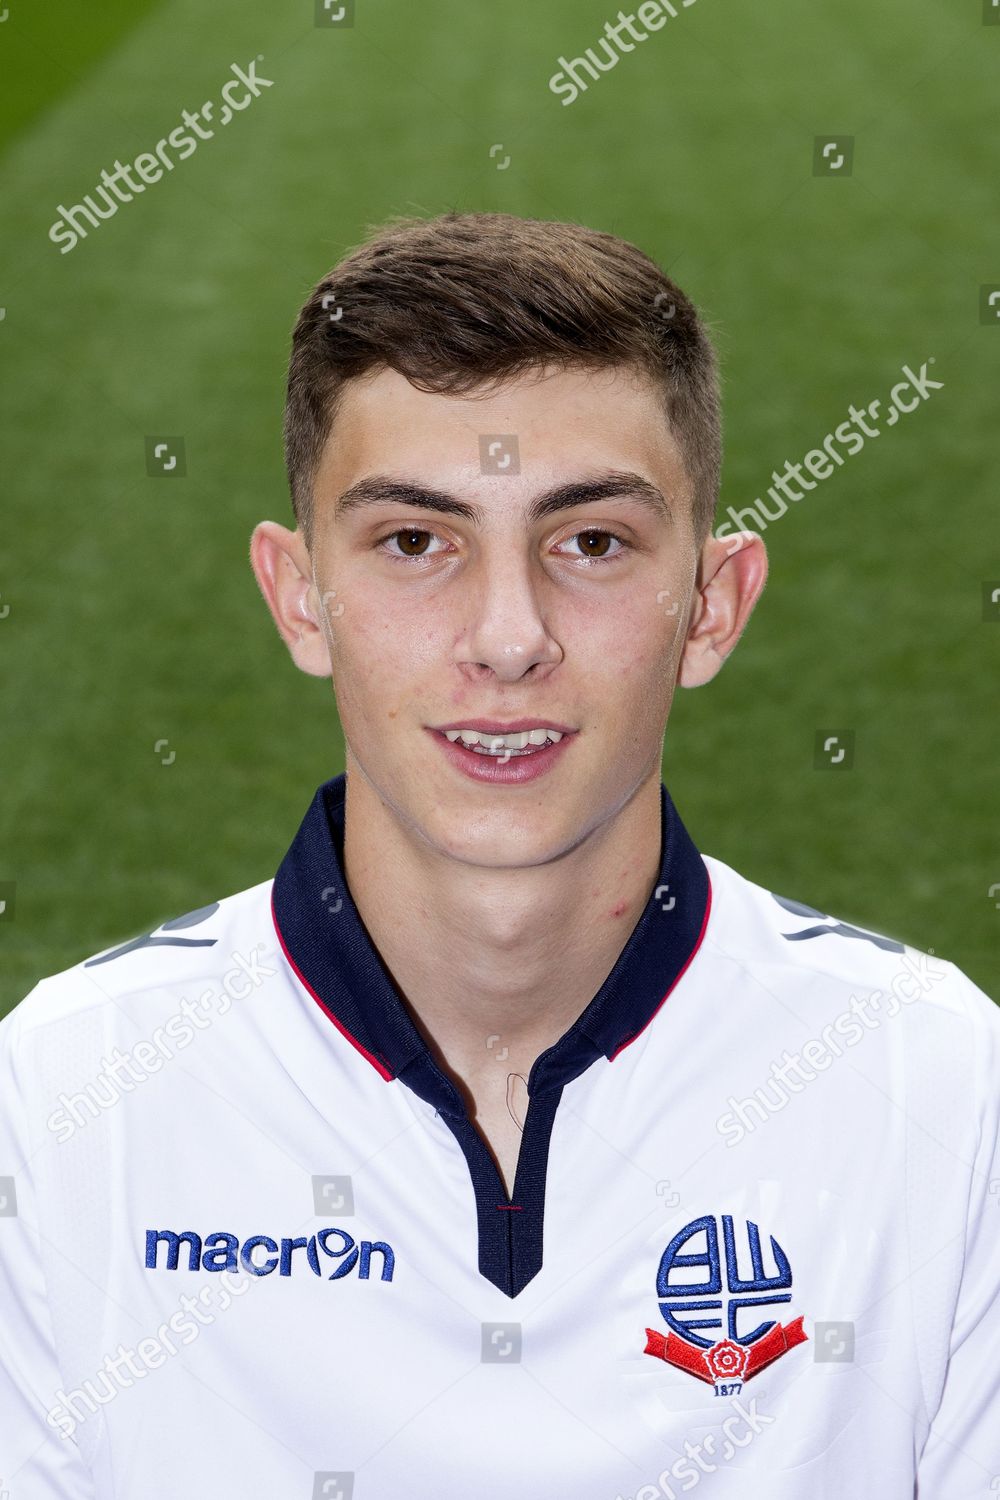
[556,529,629,563]
[376,527,449,562]
[578,531,613,557]
[393,529,433,556]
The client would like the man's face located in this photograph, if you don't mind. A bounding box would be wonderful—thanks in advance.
[255,363,761,869]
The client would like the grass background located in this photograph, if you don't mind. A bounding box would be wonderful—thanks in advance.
[0,0,997,1013]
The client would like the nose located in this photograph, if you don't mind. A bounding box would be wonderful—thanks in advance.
[456,550,562,683]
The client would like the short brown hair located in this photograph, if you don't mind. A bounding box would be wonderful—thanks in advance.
[283,211,721,547]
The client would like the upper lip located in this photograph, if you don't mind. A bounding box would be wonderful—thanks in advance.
[431,718,577,734]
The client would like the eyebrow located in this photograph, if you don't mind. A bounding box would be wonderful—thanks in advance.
[333,470,673,527]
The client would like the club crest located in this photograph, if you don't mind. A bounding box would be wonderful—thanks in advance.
[643,1214,808,1395]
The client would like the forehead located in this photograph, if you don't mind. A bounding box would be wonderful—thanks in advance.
[312,364,692,517]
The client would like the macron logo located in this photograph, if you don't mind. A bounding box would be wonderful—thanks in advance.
[145,1227,395,1281]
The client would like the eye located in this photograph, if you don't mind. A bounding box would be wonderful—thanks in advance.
[373,526,631,565]
[375,528,451,560]
[556,529,630,562]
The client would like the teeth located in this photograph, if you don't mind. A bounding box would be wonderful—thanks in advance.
[442,727,565,752]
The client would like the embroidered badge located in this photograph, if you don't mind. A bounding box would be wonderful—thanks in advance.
[643,1214,807,1396]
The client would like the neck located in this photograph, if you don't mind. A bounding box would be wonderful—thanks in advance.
[341,767,664,1095]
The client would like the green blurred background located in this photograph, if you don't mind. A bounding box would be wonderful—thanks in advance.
[1,0,997,1014]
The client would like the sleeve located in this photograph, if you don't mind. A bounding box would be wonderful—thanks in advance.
[0,995,98,1499]
[915,974,1000,1497]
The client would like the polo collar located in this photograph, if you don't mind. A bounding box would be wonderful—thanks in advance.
[271,774,710,1117]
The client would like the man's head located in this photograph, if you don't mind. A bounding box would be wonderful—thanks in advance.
[281,211,722,553]
[251,211,766,866]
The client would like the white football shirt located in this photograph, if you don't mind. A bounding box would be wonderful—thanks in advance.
[1,772,998,1498]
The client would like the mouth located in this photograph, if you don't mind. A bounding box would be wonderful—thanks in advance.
[426,721,577,782]
[438,727,566,758]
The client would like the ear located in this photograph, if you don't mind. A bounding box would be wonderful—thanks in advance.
[249,521,332,679]
[678,530,768,689]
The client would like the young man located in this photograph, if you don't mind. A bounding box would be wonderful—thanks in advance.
[1,212,997,1499]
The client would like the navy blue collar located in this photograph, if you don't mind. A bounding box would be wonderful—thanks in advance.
[271,774,711,1118]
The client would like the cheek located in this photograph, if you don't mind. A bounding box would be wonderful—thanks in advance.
[595,613,685,739]
[328,602,444,705]
[579,592,685,679]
